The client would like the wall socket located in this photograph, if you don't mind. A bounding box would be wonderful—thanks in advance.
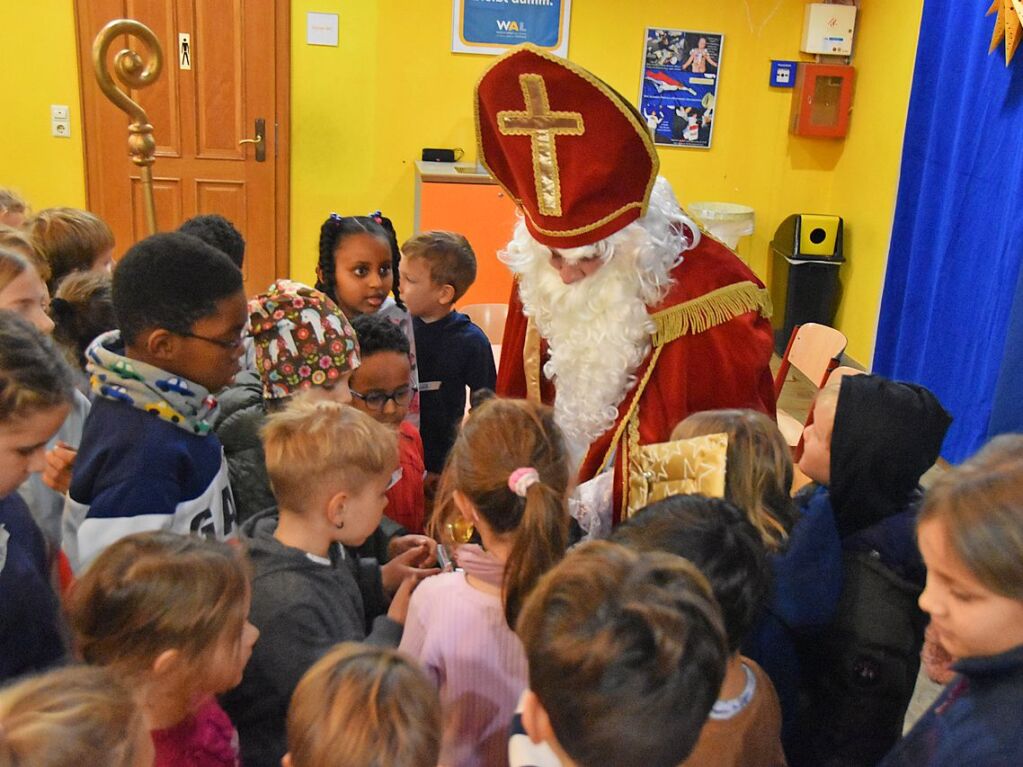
[51,105,71,138]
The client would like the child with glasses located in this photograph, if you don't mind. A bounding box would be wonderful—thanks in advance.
[350,313,426,534]
[63,232,247,573]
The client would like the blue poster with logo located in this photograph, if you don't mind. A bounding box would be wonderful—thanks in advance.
[452,0,571,56]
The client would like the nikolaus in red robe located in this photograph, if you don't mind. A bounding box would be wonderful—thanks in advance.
[475,44,776,524]
[497,232,776,525]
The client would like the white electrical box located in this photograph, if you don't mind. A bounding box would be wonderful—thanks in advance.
[51,104,71,138]
[801,3,857,56]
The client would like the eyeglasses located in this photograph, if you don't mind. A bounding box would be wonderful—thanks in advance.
[349,385,416,411]
[177,331,246,351]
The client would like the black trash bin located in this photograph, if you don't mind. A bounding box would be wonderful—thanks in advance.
[770,213,845,353]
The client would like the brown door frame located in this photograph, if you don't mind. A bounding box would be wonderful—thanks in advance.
[72,0,291,280]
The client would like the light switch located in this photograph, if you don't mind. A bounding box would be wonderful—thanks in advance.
[51,105,70,120]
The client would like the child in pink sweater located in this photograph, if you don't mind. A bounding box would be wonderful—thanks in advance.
[400,398,570,767]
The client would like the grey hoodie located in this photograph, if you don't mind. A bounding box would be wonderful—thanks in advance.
[221,508,402,767]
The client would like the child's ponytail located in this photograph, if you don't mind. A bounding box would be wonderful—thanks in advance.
[442,398,571,629]
[315,214,346,304]
[368,211,405,310]
[503,473,568,628]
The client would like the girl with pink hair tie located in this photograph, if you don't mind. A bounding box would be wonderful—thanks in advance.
[400,398,571,767]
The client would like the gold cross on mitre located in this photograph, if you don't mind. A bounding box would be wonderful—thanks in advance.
[497,74,585,217]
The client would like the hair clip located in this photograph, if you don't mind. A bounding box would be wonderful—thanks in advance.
[329,212,342,222]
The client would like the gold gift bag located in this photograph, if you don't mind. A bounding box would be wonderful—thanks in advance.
[626,432,728,518]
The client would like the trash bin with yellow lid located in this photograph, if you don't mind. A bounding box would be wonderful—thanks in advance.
[770,213,845,351]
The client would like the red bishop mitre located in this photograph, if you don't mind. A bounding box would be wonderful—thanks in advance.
[475,44,659,249]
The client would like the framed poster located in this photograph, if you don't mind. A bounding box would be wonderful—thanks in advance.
[639,28,723,149]
[452,0,571,56]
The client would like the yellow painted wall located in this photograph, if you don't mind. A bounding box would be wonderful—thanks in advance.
[0,0,87,209]
[3,1,921,363]
[290,0,923,363]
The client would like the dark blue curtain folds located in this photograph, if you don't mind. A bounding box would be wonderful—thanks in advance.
[874,0,1023,462]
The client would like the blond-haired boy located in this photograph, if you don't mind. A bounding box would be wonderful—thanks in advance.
[223,395,427,767]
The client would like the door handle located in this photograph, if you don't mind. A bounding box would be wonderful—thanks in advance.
[238,118,265,162]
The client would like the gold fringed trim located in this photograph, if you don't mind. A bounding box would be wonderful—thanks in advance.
[524,318,543,404]
[620,409,642,522]
[651,282,773,346]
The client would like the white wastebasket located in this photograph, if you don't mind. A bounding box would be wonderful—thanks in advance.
[688,202,755,250]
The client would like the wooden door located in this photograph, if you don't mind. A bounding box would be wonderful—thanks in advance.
[75,0,289,294]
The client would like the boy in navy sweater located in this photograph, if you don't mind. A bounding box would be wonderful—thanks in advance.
[63,232,247,573]
[398,231,496,474]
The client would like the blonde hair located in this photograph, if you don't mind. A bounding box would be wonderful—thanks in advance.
[0,247,31,296]
[0,665,145,767]
[262,395,398,511]
[672,409,796,551]
[0,312,74,425]
[0,188,28,218]
[438,397,570,628]
[919,434,1023,600]
[286,643,440,767]
[27,207,114,291]
[0,227,49,284]
[66,531,251,681]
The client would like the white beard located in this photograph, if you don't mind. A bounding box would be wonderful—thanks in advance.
[514,250,661,467]
[500,176,698,469]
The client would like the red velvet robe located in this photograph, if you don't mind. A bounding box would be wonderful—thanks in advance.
[497,235,776,524]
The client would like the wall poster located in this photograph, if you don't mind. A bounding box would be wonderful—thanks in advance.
[452,0,571,57]
[639,28,723,149]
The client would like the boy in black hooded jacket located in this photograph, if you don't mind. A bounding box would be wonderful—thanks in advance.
[790,373,951,767]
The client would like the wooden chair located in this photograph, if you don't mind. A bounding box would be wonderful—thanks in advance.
[461,302,508,373]
[461,303,508,344]
[774,323,848,447]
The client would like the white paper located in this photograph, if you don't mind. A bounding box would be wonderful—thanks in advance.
[307,12,339,47]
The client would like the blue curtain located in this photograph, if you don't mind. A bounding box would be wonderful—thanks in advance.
[988,259,1023,437]
[874,0,1023,462]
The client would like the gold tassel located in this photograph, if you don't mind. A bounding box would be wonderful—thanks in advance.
[652,282,773,346]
